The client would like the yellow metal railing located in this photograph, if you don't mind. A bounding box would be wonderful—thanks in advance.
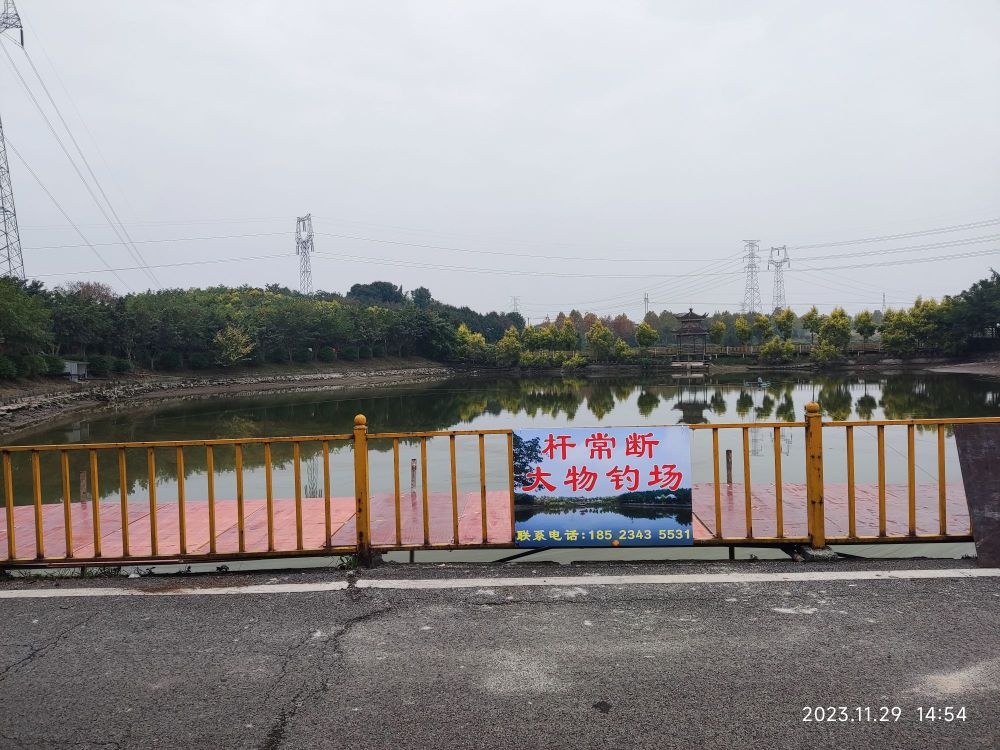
[0,404,985,567]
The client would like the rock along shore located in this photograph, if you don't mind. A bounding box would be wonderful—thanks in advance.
[0,362,454,441]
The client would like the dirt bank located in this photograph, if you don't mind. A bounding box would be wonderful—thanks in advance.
[0,358,453,441]
[926,359,1000,377]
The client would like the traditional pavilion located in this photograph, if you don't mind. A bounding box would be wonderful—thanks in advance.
[675,308,709,361]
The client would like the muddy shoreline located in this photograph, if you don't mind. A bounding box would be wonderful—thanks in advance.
[0,360,454,442]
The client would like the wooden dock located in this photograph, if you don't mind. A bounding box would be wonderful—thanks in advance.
[0,482,971,562]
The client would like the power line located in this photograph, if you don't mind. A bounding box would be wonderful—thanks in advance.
[30,251,292,278]
[790,217,1000,250]
[23,230,291,250]
[0,36,159,287]
[17,44,161,285]
[6,137,132,290]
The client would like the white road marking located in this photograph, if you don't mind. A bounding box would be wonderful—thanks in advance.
[0,568,995,599]
[0,581,349,599]
[357,568,1000,590]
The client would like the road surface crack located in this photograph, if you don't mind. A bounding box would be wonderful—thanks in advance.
[257,602,393,750]
[0,611,98,685]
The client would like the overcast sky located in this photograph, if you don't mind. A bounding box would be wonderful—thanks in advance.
[2,1,999,319]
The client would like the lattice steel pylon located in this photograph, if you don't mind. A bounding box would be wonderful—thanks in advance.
[295,213,314,294]
[768,245,790,312]
[741,240,762,315]
[0,1,24,280]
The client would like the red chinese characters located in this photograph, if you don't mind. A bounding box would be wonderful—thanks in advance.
[648,463,683,491]
[563,465,598,493]
[625,431,660,459]
[606,465,641,492]
[542,434,576,460]
[522,466,556,492]
[585,432,617,460]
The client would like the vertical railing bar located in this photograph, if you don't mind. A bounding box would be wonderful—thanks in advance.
[937,426,947,536]
[506,433,516,541]
[2,452,15,560]
[392,439,401,547]
[479,434,488,544]
[61,450,73,558]
[32,451,45,559]
[264,442,275,552]
[235,444,246,553]
[322,440,332,547]
[147,448,158,556]
[88,449,100,559]
[712,428,722,539]
[117,448,129,558]
[176,447,186,555]
[877,425,886,537]
[846,426,856,538]
[449,434,459,545]
[292,442,303,551]
[206,445,217,554]
[420,436,430,546]
[741,427,753,539]
[772,426,783,538]
[906,424,916,536]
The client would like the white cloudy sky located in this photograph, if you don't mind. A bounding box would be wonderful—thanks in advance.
[2,1,999,319]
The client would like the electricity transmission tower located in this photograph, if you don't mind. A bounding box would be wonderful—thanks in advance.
[741,240,762,315]
[768,245,790,311]
[0,1,24,280]
[295,213,314,294]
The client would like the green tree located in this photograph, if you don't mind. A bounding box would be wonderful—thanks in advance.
[511,434,543,492]
[213,324,255,367]
[812,307,852,363]
[708,319,727,346]
[495,326,522,366]
[0,277,52,374]
[585,320,616,360]
[558,319,580,350]
[455,323,489,363]
[635,321,658,348]
[853,310,876,345]
[734,316,752,346]
[751,314,772,344]
[773,308,796,341]
[801,306,822,344]
[759,336,793,363]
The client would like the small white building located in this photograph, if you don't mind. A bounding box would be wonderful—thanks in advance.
[62,360,88,380]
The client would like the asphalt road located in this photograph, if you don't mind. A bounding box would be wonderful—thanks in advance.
[0,560,997,749]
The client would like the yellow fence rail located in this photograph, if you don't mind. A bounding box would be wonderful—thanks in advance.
[0,404,984,568]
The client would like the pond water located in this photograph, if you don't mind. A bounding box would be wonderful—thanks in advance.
[5,371,1000,510]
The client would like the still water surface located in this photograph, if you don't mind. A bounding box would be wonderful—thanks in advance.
[6,372,1000,508]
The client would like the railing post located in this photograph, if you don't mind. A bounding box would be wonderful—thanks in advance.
[353,414,373,566]
[804,401,826,549]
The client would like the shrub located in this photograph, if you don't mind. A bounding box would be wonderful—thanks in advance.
[759,336,794,364]
[111,357,132,374]
[43,354,65,375]
[316,347,337,363]
[341,345,360,361]
[0,355,18,379]
[188,351,215,370]
[156,351,183,371]
[87,354,114,376]
[291,348,313,363]
[519,350,564,368]
[561,353,588,370]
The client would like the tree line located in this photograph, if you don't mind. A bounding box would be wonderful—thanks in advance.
[1,271,998,379]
